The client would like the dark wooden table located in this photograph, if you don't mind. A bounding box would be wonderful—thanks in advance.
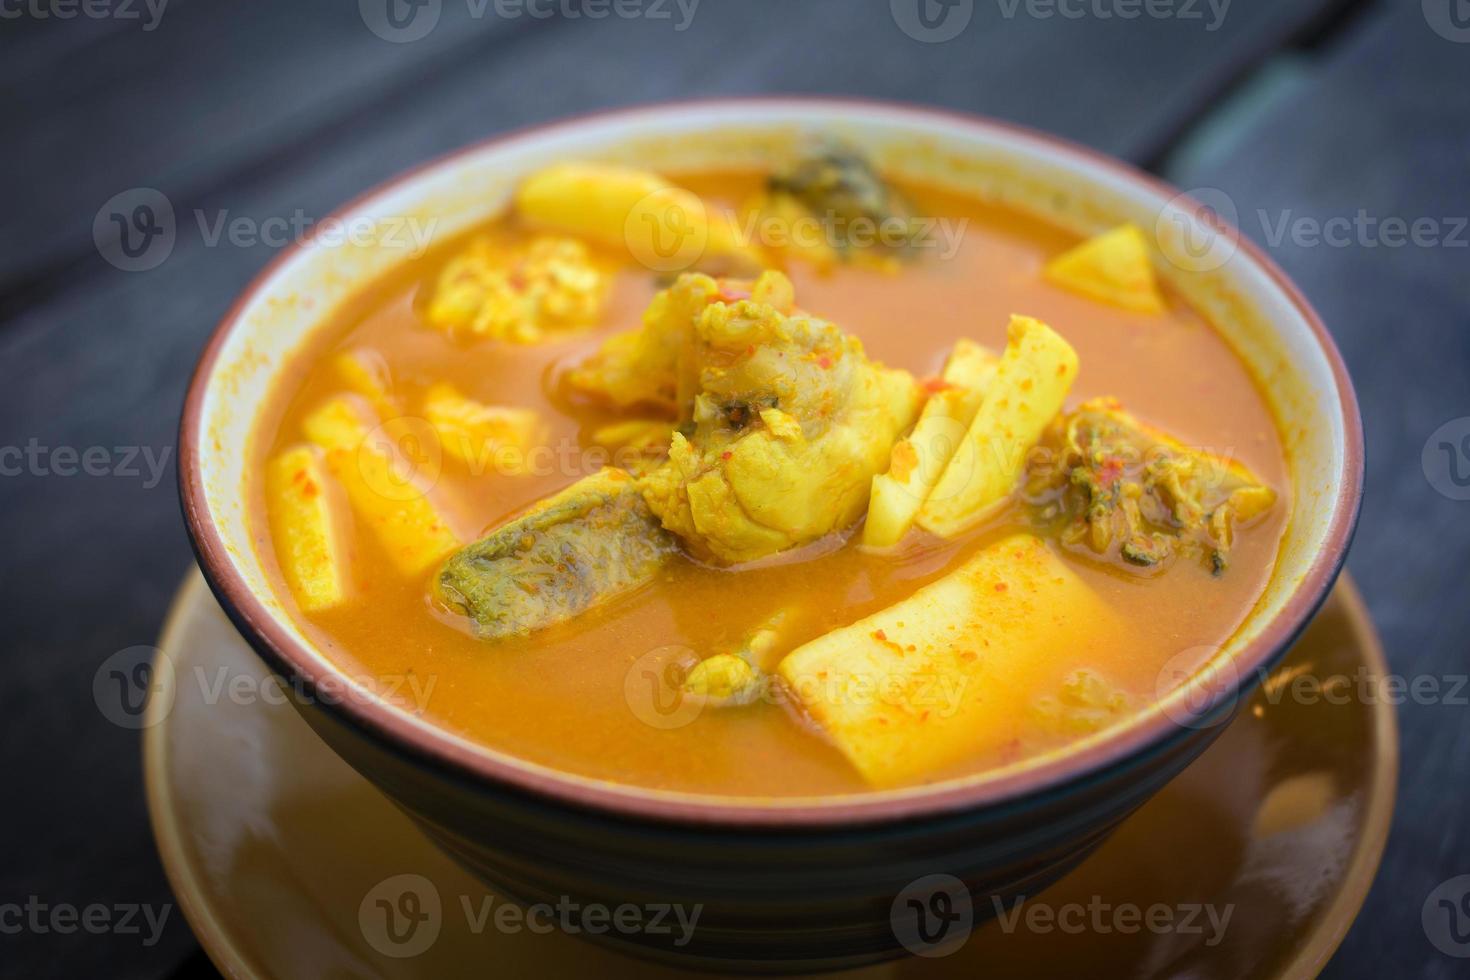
[2,1,1466,977]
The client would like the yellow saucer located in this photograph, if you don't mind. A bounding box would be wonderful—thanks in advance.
[145,571,1395,979]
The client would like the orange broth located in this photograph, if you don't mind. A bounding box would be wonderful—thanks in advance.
[248,172,1289,797]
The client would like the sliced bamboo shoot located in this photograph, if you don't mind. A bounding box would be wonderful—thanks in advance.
[917,316,1078,537]
[778,534,1122,785]
[302,397,461,576]
[515,162,761,273]
[265,445,351,612]
[864,338,999,548]
[1043,224,1165,314]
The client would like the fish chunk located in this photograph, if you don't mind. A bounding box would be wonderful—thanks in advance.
[1023,397,1277,575]
[566,271,723,414]
[424,234,610,343]
[637,271,922,563]
[435,468,678,640]
[766,144,920,263]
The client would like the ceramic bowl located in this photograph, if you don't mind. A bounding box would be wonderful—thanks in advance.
[179,98,1363,973]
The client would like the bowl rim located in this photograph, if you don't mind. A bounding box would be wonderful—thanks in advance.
[179,96,1364,829]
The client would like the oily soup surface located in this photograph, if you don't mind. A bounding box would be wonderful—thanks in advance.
[250,174,1288,797]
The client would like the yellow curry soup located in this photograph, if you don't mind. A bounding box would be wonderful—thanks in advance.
[251,154,1288,797]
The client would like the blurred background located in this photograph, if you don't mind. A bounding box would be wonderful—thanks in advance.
[2,1,1468,977]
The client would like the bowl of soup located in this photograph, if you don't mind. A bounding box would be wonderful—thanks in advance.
[180,99,1361,971]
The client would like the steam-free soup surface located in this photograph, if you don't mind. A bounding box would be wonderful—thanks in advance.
[252,172,1287,797]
